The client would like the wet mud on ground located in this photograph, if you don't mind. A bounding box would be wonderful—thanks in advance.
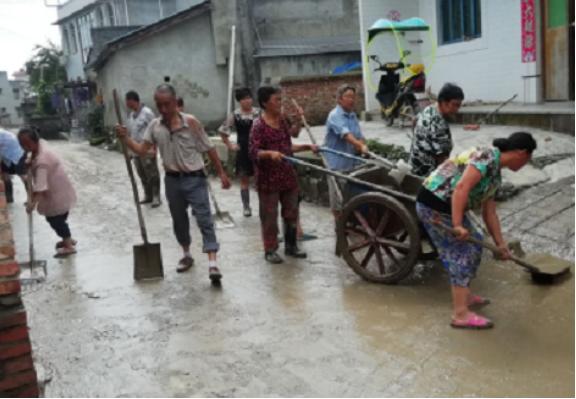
[9,140,574,397]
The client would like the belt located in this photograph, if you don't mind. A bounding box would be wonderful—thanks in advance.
[165,169,205,178]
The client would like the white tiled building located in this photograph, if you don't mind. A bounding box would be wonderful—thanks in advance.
[359,0,574,112]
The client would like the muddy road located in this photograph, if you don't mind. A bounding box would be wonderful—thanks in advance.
[10,139,574,397]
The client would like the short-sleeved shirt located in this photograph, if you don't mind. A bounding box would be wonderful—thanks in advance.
[323,105,365,171]
[423,147,502,210]
[31,140,77,217]
[249,117,298,193]
[0,129,24,166]
[409,105,453,177]
[218,107,261,149]
[143,112,214,172]
[127,105,155,143]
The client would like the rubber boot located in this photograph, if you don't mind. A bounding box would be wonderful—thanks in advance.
[284,224,306,258]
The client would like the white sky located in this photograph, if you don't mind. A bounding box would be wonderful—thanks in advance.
[0,0,61,77]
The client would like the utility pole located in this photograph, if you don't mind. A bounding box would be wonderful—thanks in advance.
[237,0,259,91]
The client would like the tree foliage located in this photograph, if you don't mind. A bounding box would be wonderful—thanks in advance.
[25,42,67,115]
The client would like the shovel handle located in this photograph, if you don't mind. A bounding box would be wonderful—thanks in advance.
[434,221,538,273]
[113,89,149,244]
[290,98,344,204]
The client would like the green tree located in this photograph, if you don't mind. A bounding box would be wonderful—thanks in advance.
[25,42,67,115]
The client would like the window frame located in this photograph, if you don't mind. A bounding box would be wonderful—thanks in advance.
[438,0,482,45]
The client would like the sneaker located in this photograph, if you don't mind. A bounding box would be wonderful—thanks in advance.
[55,239,78,249]
[54,246,77,259]
[265,251,284,264]
[209,266,222,285]
[243,207,252,217]
[177,256,194,273]
[139,198,153,205]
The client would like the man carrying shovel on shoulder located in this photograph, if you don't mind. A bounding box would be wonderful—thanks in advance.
[115,84,231,284]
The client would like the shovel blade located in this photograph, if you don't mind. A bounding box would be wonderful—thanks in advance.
[214,212,236,229]
[133,243,164,281]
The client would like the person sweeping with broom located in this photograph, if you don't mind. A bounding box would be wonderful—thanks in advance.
[18,127,78,258]
[115,84,231,284]
[416,132,536,329]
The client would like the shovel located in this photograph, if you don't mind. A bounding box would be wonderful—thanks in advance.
[19,171,47,284]
[206,178,235,229]
[435,222,570,284]
[113,89,163,281]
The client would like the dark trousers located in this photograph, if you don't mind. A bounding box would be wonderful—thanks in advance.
[46,212,72,239]
[133,156,160,200]
[258,189,299,252]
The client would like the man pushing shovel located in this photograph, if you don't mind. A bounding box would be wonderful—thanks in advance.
[115,84,231,284]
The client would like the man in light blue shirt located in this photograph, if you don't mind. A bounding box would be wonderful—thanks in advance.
[0,128,27,203]
[323,85,367,215]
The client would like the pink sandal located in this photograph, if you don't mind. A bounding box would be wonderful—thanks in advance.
[451,313,494,329]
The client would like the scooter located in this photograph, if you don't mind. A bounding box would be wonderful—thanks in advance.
[370,52,426,127]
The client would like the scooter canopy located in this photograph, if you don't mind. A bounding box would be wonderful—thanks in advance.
[368,17,430,43]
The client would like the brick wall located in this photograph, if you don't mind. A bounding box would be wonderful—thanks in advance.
[0,182,39,397]
[280,72,365,126]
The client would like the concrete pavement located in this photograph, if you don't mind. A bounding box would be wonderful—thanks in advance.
[10,134,575,397]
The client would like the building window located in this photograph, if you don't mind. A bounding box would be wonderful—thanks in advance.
[1,108,6,114]
[438,0,481,44]
[106,3,116,26]
[95,6,104,26]
[16,107,22,118]
[12,88,19,100]
[63,27,70,53]
[0,88,2,95]
[69,24,78,53]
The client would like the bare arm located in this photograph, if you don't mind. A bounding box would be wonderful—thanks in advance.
[344,133,367,154]
[115,125,153,156]
[482,198,505,247]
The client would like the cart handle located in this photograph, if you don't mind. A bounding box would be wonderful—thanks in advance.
[284,155,415,202]
[319,147,370,164]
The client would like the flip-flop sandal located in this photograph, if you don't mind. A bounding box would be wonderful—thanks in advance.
[451,314,494,330]
[468,295,491,308]
[54,248,77,259]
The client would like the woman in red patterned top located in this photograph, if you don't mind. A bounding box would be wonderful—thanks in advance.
[249,86,318,264]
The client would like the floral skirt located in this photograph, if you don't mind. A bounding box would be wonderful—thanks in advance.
[416,202,483,287]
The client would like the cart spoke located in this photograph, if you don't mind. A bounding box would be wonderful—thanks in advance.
[375,209,391,236]
[382,245,401,270]
[348,239,371,253]
[360,245,375,268]
[353,210,375,237]
[345,227,369,240]
[374,244,386,275]
[376,237,410,251]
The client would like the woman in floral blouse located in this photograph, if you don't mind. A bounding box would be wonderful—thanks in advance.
[416,132,537,329]
[249,86,318,264]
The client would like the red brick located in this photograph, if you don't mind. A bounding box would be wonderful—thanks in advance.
[0,326,29,344]
[0,369,37,391]
[0,262,19,278]
[1,355,34,375]
[0,307,26,329]
[0,245,15,259]
[0,293,22,309]
[0,280,20,296]
[0,340,31,360]
[6,383,40,398]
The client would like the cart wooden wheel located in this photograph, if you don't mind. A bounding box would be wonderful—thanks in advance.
[336,192,421,284]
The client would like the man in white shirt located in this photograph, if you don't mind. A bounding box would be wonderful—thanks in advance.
[125,91,161,207]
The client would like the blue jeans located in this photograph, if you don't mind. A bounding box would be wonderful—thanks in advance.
[164,175,219,253]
